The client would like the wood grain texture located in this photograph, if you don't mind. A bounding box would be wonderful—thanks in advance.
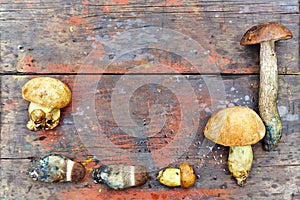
[1,0,300,199]
[1,74,300,199]
[1,0,299,74]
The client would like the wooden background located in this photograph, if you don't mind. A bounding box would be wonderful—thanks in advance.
[1,0,299,199]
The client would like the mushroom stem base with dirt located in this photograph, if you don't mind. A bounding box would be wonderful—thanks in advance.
[259,41,282,151]
[228,145,253,186]
[27,102,61,131]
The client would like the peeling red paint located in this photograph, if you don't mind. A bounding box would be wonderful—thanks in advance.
[37,130,62,149]
[112,0,131,5]
[155,0,183,6]
[83,9,89,15]
[165,0,183,6]
[17,55,38,72]
[2,99,19,111]
[208,49,230,69]
[82,0,88,5]
[70,16,86,26]
[61,187,234,200]
[44,63,78,73]
[102,5,111,13]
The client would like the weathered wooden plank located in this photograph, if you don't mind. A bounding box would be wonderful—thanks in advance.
[1,1,299,199]
[1,75,300,199]
[1,74,299,155]
[1,73,299,199]
[1,0,298,74]
[1,140,299,200]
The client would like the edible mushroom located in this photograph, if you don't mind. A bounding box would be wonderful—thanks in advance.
[240,22,293,151]
[92,164,149,190]
[22,77,72,131]
[204,106,265,186]
[27,154,86,183]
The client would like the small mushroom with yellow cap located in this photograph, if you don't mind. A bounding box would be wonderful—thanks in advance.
[22,77,72,131]
[157,163,196,189]
[204,106,266,186]
[240,22,293,151]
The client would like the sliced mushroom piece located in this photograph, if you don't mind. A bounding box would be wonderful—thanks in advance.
[204,106,266,186]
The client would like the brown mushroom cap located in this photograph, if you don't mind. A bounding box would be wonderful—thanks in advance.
[204,106,266,146]
[22,77,72,109]
[179,163,196,189]
[240,22,293,45]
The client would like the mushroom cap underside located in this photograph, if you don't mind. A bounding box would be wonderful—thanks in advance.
[22,77,72,109]
[240,22,292,45]
[204,106,266,146]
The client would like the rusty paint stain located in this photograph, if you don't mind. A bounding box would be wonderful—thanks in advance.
[165,0,183,6]
[208,49,230,69]
[83,9,89,15]
[2,99,19,111]
[44,63,78,73]
[70,16,86,26]
[37,130,62,149]
[111,0,131,5]
[61,187,234,200]
[155,0,183,6]
[102,5,111,13]
[17,55,38,72]
[82,0,88,5]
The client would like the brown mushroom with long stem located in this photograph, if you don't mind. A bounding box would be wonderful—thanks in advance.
[240,22,293,151]
[204,106,266,186]
[22,77,72,131]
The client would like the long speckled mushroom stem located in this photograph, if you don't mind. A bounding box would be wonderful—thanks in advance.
[240,22,293,151]
[259,40,281,150]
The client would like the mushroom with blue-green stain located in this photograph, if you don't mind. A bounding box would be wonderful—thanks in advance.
[240,22,293,151]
